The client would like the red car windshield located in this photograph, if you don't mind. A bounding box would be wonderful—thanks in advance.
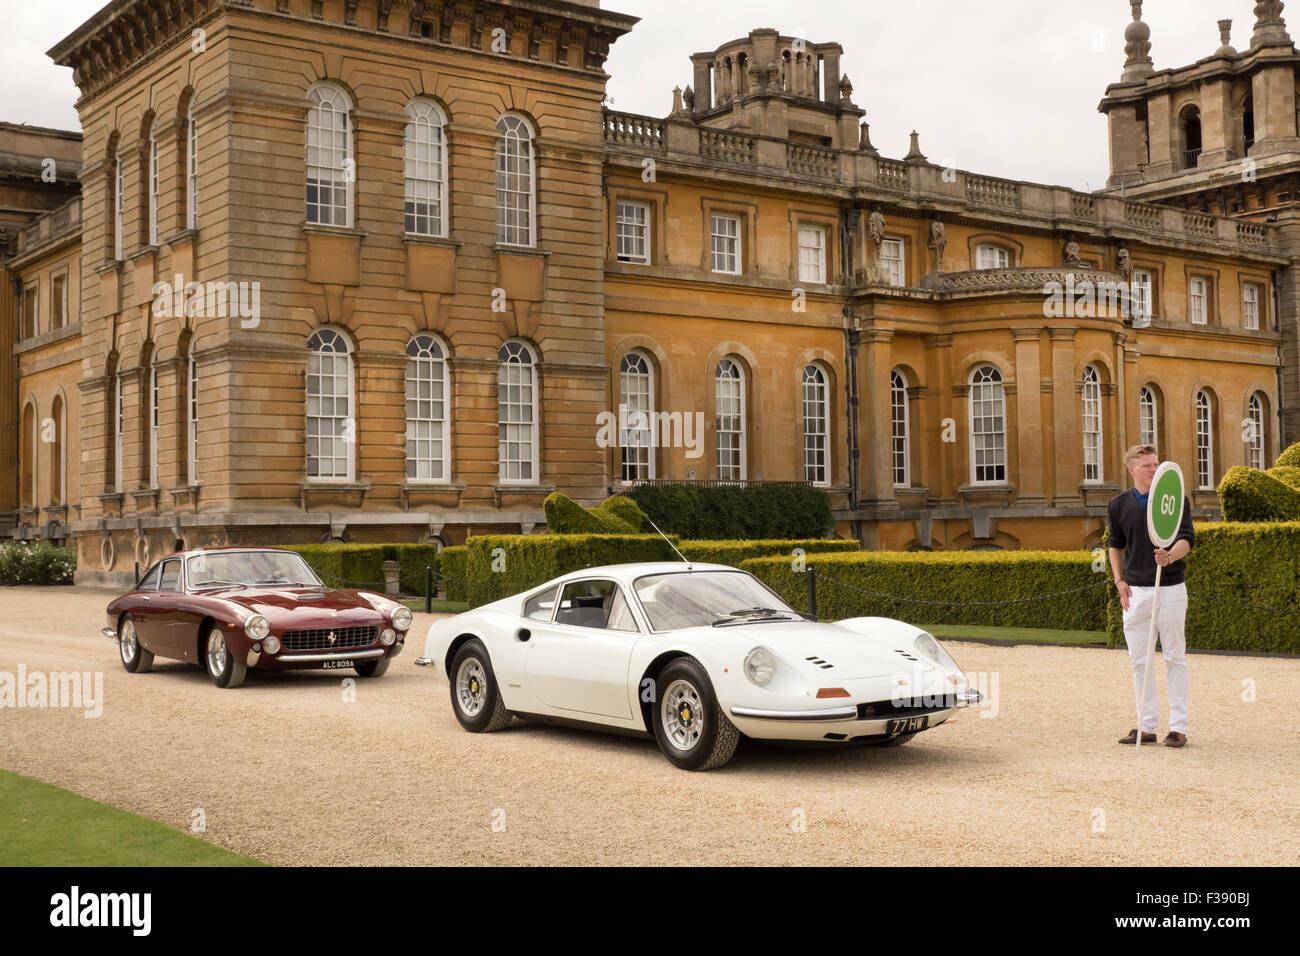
[186,551,322,589]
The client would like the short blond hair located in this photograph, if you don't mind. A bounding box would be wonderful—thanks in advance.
[1124,444,1158,467]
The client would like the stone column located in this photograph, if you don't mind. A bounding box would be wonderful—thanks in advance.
[692,58,711,111]
[1112,330,1130,480]
[1050,328,1082,506]
[1123,342,1141,448]
[1251,65,1300,157]
[910,384,930,494]
[1011,328,1045,502]
[1199,77,1235,165]
[1145,92,1177,177]
[859,329,896,508]
[927,333,955,505]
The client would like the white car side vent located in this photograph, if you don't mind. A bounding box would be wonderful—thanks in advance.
[894,649,920,662]
[805,655,833,670]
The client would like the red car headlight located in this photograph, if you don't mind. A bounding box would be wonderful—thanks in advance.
[244,615,271,641]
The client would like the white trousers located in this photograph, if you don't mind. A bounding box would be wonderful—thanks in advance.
[1121,582,1189,734]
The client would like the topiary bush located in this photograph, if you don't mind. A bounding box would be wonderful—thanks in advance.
[1218,466,1300,522]
[625,483,833,539]
[439,546,468,601]
[1267,465,1300,491]
[543,493,647,534]
[0,541,76,585]
[1276,442,1300,468]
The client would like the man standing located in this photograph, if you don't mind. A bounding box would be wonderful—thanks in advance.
[1107,445,1195,748]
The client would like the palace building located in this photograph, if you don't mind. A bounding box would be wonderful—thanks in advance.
[0,0,1295,585]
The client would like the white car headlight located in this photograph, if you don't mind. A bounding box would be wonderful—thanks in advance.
[914,632,960,671]
[744,647,776,687]
[391,606,413,631]
[244,615,270,641]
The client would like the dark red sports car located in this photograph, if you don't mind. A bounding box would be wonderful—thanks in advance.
[103,547,413,688]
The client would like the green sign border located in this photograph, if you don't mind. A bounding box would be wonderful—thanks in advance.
[1146,461,1186,549]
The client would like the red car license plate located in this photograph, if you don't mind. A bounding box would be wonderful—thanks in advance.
[886,716,928,734]
[320,659,356,670]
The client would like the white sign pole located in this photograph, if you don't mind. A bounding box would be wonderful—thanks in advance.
[1135,563,1161,751]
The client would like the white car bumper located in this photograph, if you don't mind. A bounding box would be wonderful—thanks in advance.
[728,690,981,742]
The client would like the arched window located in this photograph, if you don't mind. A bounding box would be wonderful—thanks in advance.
[113,153,124,260]
[715,357,746,481]
[1082,365,1103,483]
[113,373,124,493]
[1247,392,1266,470]
[147,122,160,246]
[802,364,830,486]
[149,362,159,489]
[405,99,447,238]
[969,365,1006,483]
[891,369,909,487]
[619,351,654,482]
[306,329,354,480]
[187,342,199,484]
[1181,105,1202,169]
[20,402,35,508]
[49,395,63,506]
[495,114,535,246]
[306,83,353,227]
[1138,386,1158,451]
[498,340,537,482]
[406,334,449,481]
[186,103,199,230]
[1195,389,1214,489]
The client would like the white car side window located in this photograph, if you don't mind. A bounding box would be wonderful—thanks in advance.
[605,588,640,633]
[523,586,558,622]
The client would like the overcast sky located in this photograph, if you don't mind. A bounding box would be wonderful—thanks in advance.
[1,0,1270,191]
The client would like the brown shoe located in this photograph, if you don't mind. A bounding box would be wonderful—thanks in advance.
[1164,732,1187,748]
[1118,728,1157,744]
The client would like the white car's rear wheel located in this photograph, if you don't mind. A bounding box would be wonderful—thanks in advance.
[651,658,738,771]
[449,640,511,732]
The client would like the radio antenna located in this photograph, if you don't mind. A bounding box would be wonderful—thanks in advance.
[646,517,691,565]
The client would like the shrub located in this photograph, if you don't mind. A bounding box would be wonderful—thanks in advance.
[1105,521,1300,653]
[1218,466,1300,522]
[680,538,859,567]
[1276,442,1300,468]
[0,541,76,586]
[276,543,440,594]
[1267,465,1300,491]
[439,546,468,601]
[625,483,833,539]
[542,493,647,534]
[741,550,1108,631]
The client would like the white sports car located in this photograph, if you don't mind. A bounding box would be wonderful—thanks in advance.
[416,562,981,771]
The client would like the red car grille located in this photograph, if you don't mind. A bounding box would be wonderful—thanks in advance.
[281,626,378,652]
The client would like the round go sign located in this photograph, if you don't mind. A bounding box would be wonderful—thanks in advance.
[1146,461,1186,549]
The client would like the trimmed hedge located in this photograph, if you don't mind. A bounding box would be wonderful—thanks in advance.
[741,550,1108,631]
[543,493,647,534]
[1105,521,1300,653]
[1276,442,1300,468]
[463,534,679,607]
[0,542,76,586]
[625,483,833,539]
[439,546,468,602]
[277,543,439,594]
[680,538,859,567]
[1218,466,1300,522]
[1268,466,1300,491]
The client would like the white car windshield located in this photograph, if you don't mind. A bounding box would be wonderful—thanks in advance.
[186,551,323,589]
[633,570,798,631]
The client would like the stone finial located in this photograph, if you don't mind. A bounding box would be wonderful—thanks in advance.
[838,73,854,104]
[1122,0,1154,82]
[1251,0,1291,47]
[858,121,878,155]
[904,130,927,163]
[683,84,695,112]
[1215,19,1236,55]
[671,85,685,115]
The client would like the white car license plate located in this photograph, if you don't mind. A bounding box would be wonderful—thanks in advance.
[887,716,928,734]
[320,659,356,670]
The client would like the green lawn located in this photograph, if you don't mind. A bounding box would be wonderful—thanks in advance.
[0,769,264,866]
[921,623,1110,645]
[403,597,469,614]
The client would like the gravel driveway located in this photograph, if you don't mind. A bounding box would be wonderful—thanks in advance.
[2,586,1296,866]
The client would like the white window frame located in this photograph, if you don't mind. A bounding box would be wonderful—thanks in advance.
[1138,386,1158,451]
[186,106,199,230]
[1131,268,1152,322]
[1082,365,1103,484]
[711,213,741,275]
[405,334,451,482]
[149,363,159,489]
[1243,282,1260,331]
[498,340,539,483]
[404,98,448,239]
[306,83,354,228]
[619,351,654,482]
[616,201,650,265]
[1189,276,1208,325]
[880,238,905,287]
[113,374,123,494]
[715,357,746,480]
[114,155,124,260]
[187,343,199,484]
[51,273,67,330]
[1247,393,1265,470]
[975,244,1009,270]
[1195,390,1214,489]
[802,363,830,486]
[797,224,827,284]
[306,328,354,482]
[891,368,909,487]
[969,365,1007,484]
[147,126,159,246]
[495,114,535,247]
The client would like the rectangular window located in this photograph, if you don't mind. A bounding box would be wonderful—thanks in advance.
[51,274,66,330]
[711,214,740,275]
[187,115,199,230]
[797,224,826,284]
[1189,276,1208,325]
[114,156,124,260]
[976,244,1008,270]
[880,238,905,287]
[1131,269,1152,321]
[148,137,159,246]
[616,201,650,264]
[21,281,38,339]
[1243,283,1260,330]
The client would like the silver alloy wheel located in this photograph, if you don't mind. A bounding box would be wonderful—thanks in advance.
[456,657,487,717]
[120,619,137,665]
[661,678,704,751]
[206,630,228,677]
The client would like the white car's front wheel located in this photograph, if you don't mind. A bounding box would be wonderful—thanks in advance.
[651,658,738,771]
[449,639,511,732]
